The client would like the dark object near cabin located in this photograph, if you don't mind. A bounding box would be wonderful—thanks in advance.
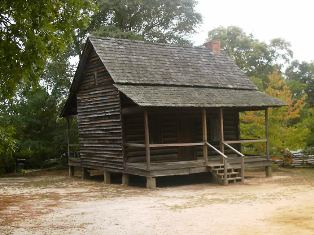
[61,37,284,188]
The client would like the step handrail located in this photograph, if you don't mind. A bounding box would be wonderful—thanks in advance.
[206,142,228,159]
[223,142,245,183]
[206,142,228,185]
[223,143,245,157]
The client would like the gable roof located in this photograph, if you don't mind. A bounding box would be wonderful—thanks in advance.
[61,37,284,117]
[89,36,257,90]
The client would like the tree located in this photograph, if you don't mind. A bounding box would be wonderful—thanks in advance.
[8,86,70,168]
[41,52,75,106]
[302,108,314,147]
[0,0,94,100]
[0,114,16,174]
[207,26,293,84]
[86,0,202,47]
[285,60,314,106]
[240,71,308,154]
[1,0,202,173]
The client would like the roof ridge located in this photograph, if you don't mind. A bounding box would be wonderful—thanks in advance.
[114,82,257,91]
[88,35,211,50]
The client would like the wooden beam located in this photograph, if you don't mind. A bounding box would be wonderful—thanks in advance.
[149,143,203,148]
[224,139,267,144]
[219,108,225,163]
[241,157,245,183]
[223,159,228,185]
[265,108,272,178]
[125,143,146,148]
[122,174,129,186]
[126,142,204,148]
[144,110,151,171]
[104,171,111,184]
[202,109,208,164]
[265,166,272,177]
[122,106,143,115]
[206,142,228,159]
[265,108,270,160]
[146,177,156,189]
[81,167,89,180]
[223,143,245,157]
[69,166,74,177]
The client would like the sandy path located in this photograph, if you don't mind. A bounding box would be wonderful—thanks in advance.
[1,169,314,235]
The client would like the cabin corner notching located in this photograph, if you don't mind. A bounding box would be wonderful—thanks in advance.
[61,37,284,188]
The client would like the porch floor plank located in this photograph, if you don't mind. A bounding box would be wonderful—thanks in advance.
[125,156,271,177]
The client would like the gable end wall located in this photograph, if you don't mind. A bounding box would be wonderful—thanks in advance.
[77,50,124,171]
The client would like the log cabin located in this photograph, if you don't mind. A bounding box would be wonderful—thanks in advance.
[61,37,284,188]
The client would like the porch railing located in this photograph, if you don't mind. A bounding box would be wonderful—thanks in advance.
[224,142,245,183]
[206,142,229,185]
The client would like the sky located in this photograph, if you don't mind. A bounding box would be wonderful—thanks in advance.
[191,0,314,62]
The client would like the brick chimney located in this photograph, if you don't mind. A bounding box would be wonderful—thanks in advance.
[204,40,221,54]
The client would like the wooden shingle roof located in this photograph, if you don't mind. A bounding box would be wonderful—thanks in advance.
[90,37,257,90]
[61,37,284,117]
[115,84,284,108]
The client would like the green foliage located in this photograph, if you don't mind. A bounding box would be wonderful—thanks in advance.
[92,25,144,40]
[0,123,16,175]
[41,52,75,104]
[0,0,94,100]
[5,86,71,169]
[88,0,202,45]
[285,60,314,106]
[301,108,314,147]
[241,72,309,155]
[12,87,58,167]
[208,26,314,151]
[0,99,16,174]
[0,0,202,173]
[207,26,293,84]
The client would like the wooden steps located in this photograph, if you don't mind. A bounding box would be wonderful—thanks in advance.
[209,164,244,185]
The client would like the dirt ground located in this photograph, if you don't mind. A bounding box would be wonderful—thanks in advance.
[0,168,314,235]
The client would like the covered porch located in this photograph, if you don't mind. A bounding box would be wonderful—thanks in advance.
[122,106,272,186]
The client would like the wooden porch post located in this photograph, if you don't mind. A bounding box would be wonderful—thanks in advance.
[81,168,89,180]
[104,171,111,184]
[265,108,270,160]
[219,108,225,154]
[202,109,208,165]
[69,166,74,177]
[219,108,228,185]
[122,174,129,186]
[265,108,272,177]
[144,110,151,171]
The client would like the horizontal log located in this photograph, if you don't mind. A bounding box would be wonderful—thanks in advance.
[224,139,267,144]
[150,142,204,148]
[125,143,146,148]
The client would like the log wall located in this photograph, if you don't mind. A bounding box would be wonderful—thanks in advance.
[124,109,240,163]
[77,50,123,171]
[125,113,179,163]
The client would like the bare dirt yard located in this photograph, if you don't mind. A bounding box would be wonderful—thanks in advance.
[1,168,314,235]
